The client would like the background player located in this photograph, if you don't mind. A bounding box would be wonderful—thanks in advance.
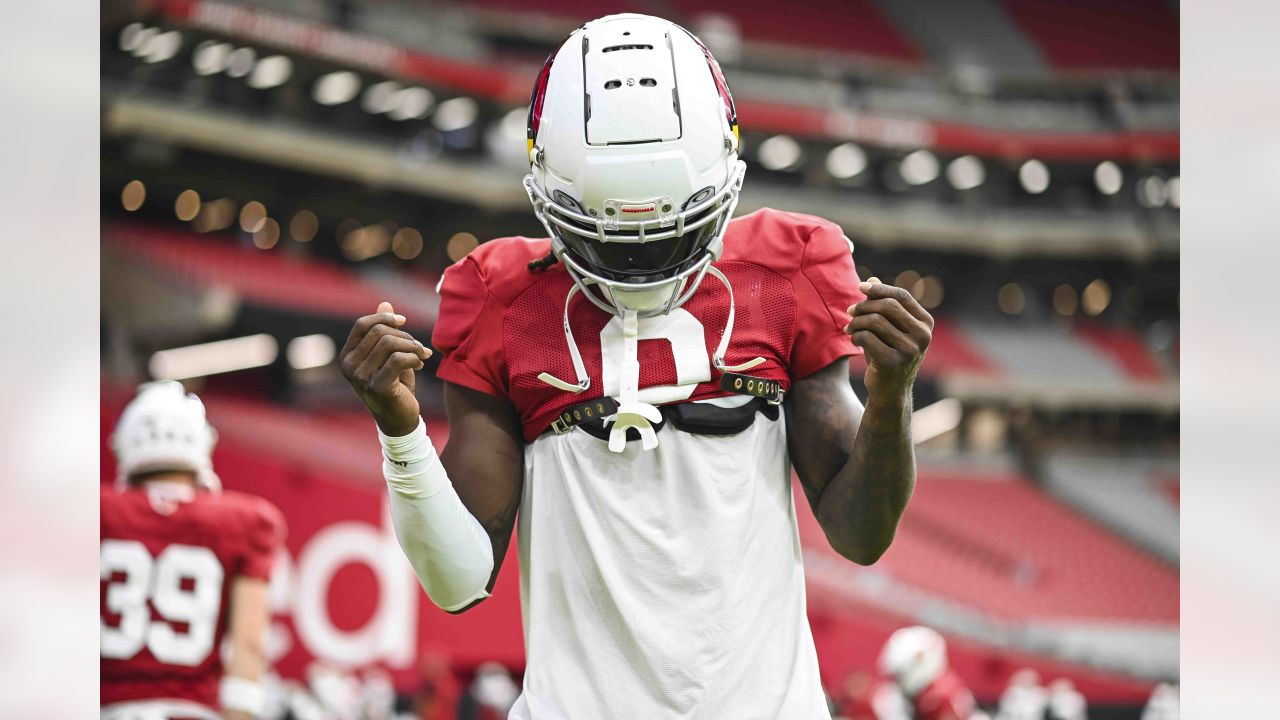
[878,626,978,720]
[342,13,931,719]
[101,381,286,720]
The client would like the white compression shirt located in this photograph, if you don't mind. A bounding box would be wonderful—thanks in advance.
[509,411,831,720]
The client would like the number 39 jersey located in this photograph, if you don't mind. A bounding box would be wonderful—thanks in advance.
[100,483,286,710]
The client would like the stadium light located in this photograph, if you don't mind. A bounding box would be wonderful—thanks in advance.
[175,189,201,222]
[225,47,256,78]
[946,155,985,190]
[1018,159,1050,194]
[447,232,479,261]
[501,107,528,144]
[1082,279,1111,316]
[1167,176,1180,208]
[121,180,146,212]
[1137,176,1168,207]
[919,275,944,309]
[149,334,279,381]
[1094,161,1123,195]
[290,210,319,242]
[193,198,237,233]
[899,150,939,186]
[142,30,183,64]
[390,87,435,121]
[252,218,281,249]
[127,26,158,56]
[362,81,401,114]
[911,398,962,445]
[825,143,867,180]
[248,55,293,89]
[758,135,802,172]
[895,270,923,299]
[1053,284,1078,316]
[314,71,361,105]
[192,41,232,76]
[433,97,479,132]
[998,283,1025,315]
[393,228,425,260]
[119,23,148,53]
[287,335,336,370]
[341,224,393,261]
[240,201,267,233]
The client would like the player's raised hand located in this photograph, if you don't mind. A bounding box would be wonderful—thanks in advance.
[340,301,433,437]
[845,278,933,403]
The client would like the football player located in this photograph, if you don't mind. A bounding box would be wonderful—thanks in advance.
[341,13,931,719]
[101,381,286,720]
[878,626,977,720]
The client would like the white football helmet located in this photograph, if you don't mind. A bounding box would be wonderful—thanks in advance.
[878,626,948,697]
[523,13,746,317]
[112,380,220,491]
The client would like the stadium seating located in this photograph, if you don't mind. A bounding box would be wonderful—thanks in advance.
[104,224,439,327]
[1042,451,1180,563]
[800,467,1177,624]
[999,0,1178,72]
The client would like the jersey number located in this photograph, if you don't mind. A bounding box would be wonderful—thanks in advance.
[599,308,711,404]
[100,539,224,666]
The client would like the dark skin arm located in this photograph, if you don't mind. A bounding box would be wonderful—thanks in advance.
[786,279,932,565]
[340,302,524,613]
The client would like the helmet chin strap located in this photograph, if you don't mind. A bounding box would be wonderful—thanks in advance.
[706,266,765,374]
[602,308,662,452]
[536,265,767,452]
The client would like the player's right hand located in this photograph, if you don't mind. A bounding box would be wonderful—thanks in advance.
[341,301,433,437]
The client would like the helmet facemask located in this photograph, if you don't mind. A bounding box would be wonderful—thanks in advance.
[524,161,745,317]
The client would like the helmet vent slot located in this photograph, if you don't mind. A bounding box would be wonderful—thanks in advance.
[604,80,621,90]
[639,78,656,87]
[602,44,653,53]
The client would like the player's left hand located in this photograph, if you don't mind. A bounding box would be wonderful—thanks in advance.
[845,278,933,404]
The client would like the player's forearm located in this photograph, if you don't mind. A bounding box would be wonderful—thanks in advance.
[380,418,495,612]
[816,392,915,565]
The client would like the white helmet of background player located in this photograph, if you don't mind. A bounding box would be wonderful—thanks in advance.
[878,626,948,697]
[523,13,746,317]
[112,380,220,491]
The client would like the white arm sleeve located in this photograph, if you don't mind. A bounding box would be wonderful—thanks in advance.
[379,418,494,612]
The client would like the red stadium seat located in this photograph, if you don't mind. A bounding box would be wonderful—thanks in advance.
[1000,0,1178,72]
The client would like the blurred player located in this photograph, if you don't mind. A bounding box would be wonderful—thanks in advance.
[1141,682,1178,720]
[998,669,1049,720]
[101,381,286,720]
[1046,678,1087,720]
[342,13,931,719]
[878,626,977,720]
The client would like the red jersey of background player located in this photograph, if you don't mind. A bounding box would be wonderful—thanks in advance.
[432,207,865,440]
[100,482,285,710]
[910,669,977,720]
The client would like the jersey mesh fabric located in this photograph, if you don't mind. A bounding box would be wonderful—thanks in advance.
[100,486,285,709]
[435,209,864,441]
[502,260,797,441]
[512,415,832,720]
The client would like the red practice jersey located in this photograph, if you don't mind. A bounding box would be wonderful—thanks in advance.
[433,208,865,441]
[913,670,978,720]
[100,483,285,710]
